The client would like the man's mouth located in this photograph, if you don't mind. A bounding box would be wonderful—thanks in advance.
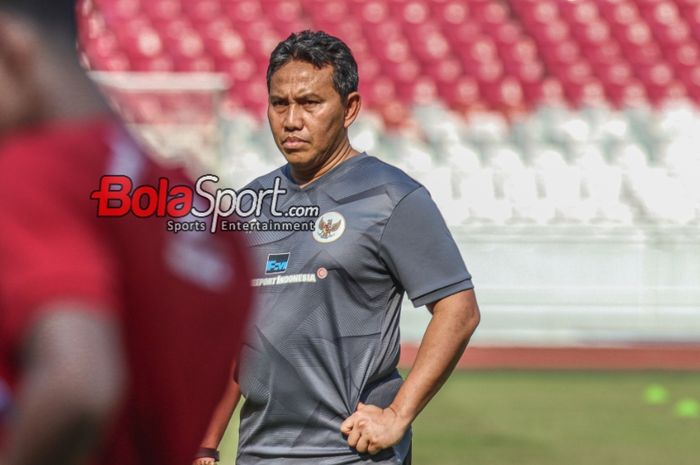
[283,137,307,149]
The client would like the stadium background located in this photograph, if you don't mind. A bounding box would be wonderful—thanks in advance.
[76,0,700,463]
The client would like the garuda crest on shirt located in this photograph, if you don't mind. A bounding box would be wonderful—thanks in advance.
[318,218,342,239]
[313,211,346,243]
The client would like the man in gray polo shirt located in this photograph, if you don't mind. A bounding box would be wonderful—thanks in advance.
[194,30,480,465]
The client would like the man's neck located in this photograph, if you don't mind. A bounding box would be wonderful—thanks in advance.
[290,140,360,188]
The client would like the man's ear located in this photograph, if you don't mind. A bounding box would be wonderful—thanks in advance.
[0,13,42,133]
[0,12,40,78]
[343,91,362,129]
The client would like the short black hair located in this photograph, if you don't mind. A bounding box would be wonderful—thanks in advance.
[0,0,77,38]
[267,30,359,102]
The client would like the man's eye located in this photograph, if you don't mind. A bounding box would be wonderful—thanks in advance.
[303,101,320,107]
[272,101,287,107]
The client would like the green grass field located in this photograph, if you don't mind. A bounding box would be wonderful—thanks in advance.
[219,371,700,465]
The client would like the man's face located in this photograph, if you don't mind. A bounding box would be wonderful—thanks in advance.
[267,60,349,171]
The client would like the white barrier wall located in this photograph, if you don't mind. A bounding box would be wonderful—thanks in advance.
[400,224,700,346]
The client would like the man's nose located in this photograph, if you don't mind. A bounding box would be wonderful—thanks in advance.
[283,104,303,131]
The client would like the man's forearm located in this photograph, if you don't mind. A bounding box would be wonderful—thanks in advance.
[198,375,241,450]
[389,289,480,425]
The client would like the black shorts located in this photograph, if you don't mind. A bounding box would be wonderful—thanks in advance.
[402,443,412,465]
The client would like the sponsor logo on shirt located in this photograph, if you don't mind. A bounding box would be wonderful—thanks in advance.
[251,273,317,287]
[266,253,290,274]
[313,212,346,243]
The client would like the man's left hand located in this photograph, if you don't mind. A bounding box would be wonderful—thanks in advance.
[340,403,409,455]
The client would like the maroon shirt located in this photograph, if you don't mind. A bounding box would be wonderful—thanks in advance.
[0,117,253,464]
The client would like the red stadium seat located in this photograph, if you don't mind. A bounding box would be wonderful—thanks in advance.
[181,0,223,25]
[142,0,181,23]
[383,60,422,88]
[364,20,404,46]
[219,55,258,83]
[443,76,484,111]
[499,38,539,65]
[468,61,504,85]
[471,1,508,27]
[359,76,397,107]
[204,31,246,63]
[154,18,194,42]
[222,0,263,24]
[411,31,452,64]
[357,0,391,24]
[240,81,269,115]
[622,43,661,66]
[308,0,349,25]
[607,80,648,107]
[458,36,498,67]
[88,51,131,72]
[581,41,621,67]
[596,62,634,86]
[357,56,382,81]
[491,23,522,47]
[555,61,594,86]
[558,1,599,25]
[321,20,365,44]
[263,0,306,31]
[681,67,700,99]
[393,0,431,26]
[380,101,413,129]
[667,44,700,72]
[521,77,564,107]
[174,56,216,73]
[540,41,581,67]
[599,1,639,25]
[117,27,163,61]
[480,76,525,112]
[443,22,481,47]
[510,61,545,84]
[563,79,606,107]
[635,62,675,87]
[163,31,205,61]
[432,1,469,26]
[639,1,680,24]
[97,0,140,22]
[530,20,570,44]
[518,1,558,26]
[130,55,175,72]
[611,20,653,47]
[570,20,611,45]
[79,10,109,43]
[376,38,413,65]
[84,31,120,62]
[650,21,690,47]
[646,80,687,106]
[397,76,439,105]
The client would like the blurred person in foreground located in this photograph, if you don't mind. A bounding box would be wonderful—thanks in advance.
[195,30,480,465]
[0,1,254,464]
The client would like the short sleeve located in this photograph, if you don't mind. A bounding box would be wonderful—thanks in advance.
[0,124,119,353]
[378,186,473,307]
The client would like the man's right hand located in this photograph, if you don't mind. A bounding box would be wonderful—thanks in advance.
[192,458,216,465]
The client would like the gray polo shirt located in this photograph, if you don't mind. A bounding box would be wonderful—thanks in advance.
[236,153,472,465]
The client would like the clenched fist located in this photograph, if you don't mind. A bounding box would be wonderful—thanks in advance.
[340,403,410,455]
